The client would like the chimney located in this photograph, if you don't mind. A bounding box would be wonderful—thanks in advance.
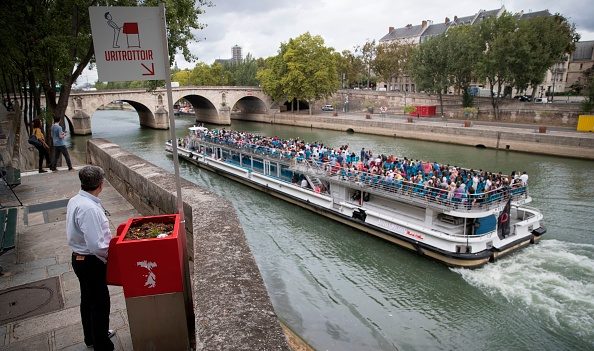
[389,26,394,33]
[406,24,412,28]
[445,17,450,24]
[422,20,427,28]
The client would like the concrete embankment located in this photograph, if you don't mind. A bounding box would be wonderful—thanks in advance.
[87,139,290,350]
[235,113,594,160]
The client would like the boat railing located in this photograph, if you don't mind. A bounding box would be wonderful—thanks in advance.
[187,135,528,213]
[292,159,528,213]
[193,135,297,165]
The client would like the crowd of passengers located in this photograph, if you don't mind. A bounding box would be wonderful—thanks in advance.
[178,128,529,205]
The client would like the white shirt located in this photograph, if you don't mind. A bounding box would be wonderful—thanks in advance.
[66,190,112,262]
[520,173,529,186]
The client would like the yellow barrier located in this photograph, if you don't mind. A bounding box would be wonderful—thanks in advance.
[577,115,594,132]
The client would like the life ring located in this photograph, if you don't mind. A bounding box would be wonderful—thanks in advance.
[314,186,321,193]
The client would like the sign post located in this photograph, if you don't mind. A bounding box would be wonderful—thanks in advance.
[89,5,193,349]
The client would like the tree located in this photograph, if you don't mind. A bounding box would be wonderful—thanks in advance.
[172,69,192,86]
[373,42,414,91]
[356,39,377,88]
[581,68,594,113]
[475,12,519,119]
[256,47,288,104]
[513,14,579,99]
[283,33,339,114]
[0,0,211,130]
[409,37,451,116]
[337,49,365,88]
[443,26,482,107]
[258,33,338,114]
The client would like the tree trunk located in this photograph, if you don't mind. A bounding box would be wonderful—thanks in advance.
[438,91,444,117]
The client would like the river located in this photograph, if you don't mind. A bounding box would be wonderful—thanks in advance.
[71,110,594,351]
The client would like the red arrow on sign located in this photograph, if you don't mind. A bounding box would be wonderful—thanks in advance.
[141,63,155,76]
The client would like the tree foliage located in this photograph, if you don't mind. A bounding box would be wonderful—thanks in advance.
[409,37,450,116]
[356,39,377,88]
[0,0,211,128]
[257,32,339,113]
[336,49,365,88]
[373,42,414,90]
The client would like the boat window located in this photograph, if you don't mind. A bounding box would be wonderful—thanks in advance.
[270,163,277,177]
[252,158,264,174]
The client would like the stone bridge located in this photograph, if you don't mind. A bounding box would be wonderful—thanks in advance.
[45,86,272,135]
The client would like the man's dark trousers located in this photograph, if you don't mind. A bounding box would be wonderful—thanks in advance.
[72,254,114,350]
[51,145,72,170]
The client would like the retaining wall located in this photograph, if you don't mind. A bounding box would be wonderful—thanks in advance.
[87,139,289,351]
[236,113,594,160]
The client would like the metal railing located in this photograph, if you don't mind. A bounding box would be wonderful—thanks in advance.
[292,160,528,213]
[187,135,528,213]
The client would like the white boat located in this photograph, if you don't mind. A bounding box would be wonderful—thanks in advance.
[165,128,546,268]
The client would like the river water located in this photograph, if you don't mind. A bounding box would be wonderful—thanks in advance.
[72,110,593,351]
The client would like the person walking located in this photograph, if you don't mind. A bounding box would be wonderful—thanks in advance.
[31,118,50,173]
[50,116,73,171]
[66,166,115,350]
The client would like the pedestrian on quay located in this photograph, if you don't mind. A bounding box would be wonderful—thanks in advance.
[31,118,51,173]
[50,115,73,171]
[67,165,115,350]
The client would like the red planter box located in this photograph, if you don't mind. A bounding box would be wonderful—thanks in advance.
[107,214,184,298]
[409,105,437,117]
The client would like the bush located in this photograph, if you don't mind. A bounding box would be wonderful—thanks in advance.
[403,105,415,114]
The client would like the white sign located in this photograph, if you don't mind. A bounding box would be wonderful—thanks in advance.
[89,6,166,82]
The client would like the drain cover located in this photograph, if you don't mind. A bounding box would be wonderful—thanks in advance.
[0,277,63,324]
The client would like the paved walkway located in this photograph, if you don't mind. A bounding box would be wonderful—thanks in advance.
[0,164,139,350]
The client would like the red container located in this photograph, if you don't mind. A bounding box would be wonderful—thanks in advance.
[409,105,437,117]
[107,214,183,298]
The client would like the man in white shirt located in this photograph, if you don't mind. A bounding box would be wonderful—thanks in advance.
[67,166,115,350]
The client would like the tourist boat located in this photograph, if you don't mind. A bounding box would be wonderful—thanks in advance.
[165,127,546,268]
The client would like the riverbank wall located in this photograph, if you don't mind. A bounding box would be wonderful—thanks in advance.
[328,90,583,126]
[234,113,594,160]
[86,139,290,350]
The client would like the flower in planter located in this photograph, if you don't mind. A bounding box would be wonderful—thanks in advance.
[125,220,175,240]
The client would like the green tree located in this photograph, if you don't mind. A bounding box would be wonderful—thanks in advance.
[581,68,594,113]
[336,49,365,88]
[513,14,579,99]
[188,63,217,86]
[172,69,192,86]
[409,37,451,116]
[221,54,260,86]
[443,26,482,107]
[475,12,519,119]
[283,33,339,114]
[356,39,377,88]
[257,52,288,104]
[373,42,414,91]
[0,0,211,127]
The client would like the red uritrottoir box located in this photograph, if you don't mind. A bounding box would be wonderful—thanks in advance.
[106,214,184,298]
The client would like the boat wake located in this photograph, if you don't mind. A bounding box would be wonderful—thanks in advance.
[452,239,594,345]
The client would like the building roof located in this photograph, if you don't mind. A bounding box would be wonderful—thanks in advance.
[383,6,551,44]
[421,23,449,39]
[473,8,501,24]
[572,41,594,61]
[519,9,551,20]
[380,24,426,42]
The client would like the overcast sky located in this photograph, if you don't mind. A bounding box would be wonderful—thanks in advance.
[79,0,594,84]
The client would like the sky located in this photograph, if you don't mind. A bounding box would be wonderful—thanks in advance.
[78,0,594,85]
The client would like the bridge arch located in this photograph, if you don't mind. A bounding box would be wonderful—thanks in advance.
[57,87,273,134]
[176,95,219,124]
[229,96,268,115]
